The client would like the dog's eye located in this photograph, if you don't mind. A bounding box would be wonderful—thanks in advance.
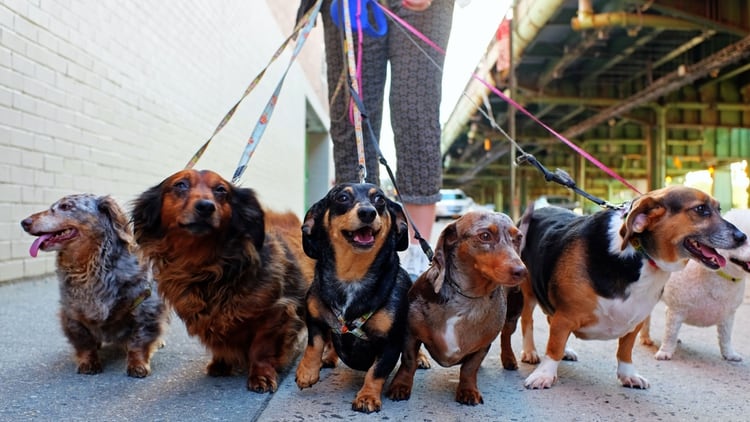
[478,231,492,242]
[335,192,351,204]
[693,205,711,217]
[173,180,189,191]
[214,185,228,197]
[371,194,385,207]
[58,202,72,211]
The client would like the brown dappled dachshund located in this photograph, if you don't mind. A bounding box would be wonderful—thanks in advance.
[387,210,527,405]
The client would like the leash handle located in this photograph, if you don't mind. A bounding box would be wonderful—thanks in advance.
[331,0,388,38]
[516,153,624,210]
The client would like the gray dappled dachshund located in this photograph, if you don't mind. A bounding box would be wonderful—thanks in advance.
[21,194,166,377]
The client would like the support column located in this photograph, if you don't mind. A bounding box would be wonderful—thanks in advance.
[651,107,667,190]
[576,152,585,207]
[509,0,519,220]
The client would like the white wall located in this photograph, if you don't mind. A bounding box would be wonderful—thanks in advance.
[0,0,330,282]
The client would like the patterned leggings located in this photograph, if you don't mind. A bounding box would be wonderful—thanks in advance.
[321,0,455,204]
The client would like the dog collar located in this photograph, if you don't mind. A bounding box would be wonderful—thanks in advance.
[630,238,658,269]
[446,278,486,300]
[130,287,152,311]
[717,270,741,283]
[333,308,373,340]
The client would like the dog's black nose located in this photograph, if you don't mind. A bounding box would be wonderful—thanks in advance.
[194,200,216,217]
[20,218,31,231]
[358,207,376,224]
[733,228,747,244]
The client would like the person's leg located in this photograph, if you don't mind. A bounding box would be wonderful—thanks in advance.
[388,0,455,277]
[404,203,435,245]
[322,1,388,185]
[388,0,454,221]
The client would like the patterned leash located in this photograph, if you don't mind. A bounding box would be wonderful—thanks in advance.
[183,0,323,184]
[337,0,368,183]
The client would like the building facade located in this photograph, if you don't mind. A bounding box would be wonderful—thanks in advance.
[1,1,331,283]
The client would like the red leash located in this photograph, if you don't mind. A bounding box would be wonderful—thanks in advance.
[376,2,641,195]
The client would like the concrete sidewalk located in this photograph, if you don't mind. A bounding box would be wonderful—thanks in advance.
[2,276,749,421]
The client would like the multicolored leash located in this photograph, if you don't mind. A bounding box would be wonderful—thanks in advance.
[183,0,323,177]
[229,0,323,184]
[339,0,368,183]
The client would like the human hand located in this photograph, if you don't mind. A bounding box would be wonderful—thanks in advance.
[402,0,432,12]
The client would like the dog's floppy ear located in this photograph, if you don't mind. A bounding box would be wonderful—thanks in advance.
[620,195,666,250]
[301,197,328,260]
[231,186,265,251]
[98,195,134,246]
[427,221,457,295]
[388,199,409,252]
[131,183,165,241]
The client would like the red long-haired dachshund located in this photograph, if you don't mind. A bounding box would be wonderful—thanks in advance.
[131,169,314,392]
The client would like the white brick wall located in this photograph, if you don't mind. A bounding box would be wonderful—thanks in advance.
[1,1,330,283]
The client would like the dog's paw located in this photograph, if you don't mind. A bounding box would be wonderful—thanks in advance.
[617,361,650,389]
[247,374,278,393]
[352,393,382,413]
[386,382,412,401]
[295,367,320,389]
[639,334,654,346]
[456,388,484,405]
[524,371,556,389]
[77,360,103,375]
[618,374,650,389]
[521,350,540,364]
[321,354,338,369]
[321,343,338,368]
[206,359,232,376]
[562,347,578,361]
[501,352,518,370]
[127,363,151,378]
[722,351,743,362]
[416,350,432,369]
[654,349,673,360]
[524,357,559,389]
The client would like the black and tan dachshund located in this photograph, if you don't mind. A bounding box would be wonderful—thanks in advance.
[295,182,411,413]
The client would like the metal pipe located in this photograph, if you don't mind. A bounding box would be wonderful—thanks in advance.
[572,11,705,31]
[441,0,566,155]
[561,33,750,139]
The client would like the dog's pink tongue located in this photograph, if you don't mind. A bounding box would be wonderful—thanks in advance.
[701,244,727,267]
[354,231,374,244]
[29,234,53,258]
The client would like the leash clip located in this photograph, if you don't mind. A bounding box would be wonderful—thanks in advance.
[331,0,388,38]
